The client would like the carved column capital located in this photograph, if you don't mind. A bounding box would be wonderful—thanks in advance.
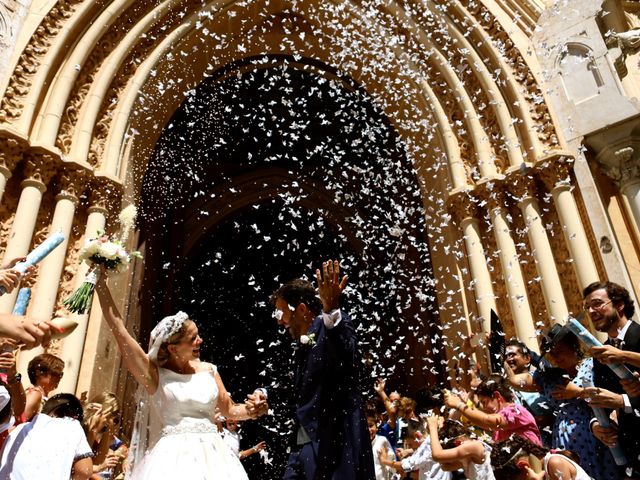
[534,153,575,191]
[447,189,481,223]
[22,149,60,190]
[597,145,640,189]
[0,136,26,178]
[88,175,122,216]
[56,166,89,203]
[474,177,509,213]
[506,171,538,204]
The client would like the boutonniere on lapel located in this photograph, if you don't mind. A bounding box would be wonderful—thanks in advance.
[300,333,316,347]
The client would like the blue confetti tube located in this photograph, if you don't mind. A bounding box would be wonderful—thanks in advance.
[592,406,627,466]
[11,287,30,315]
[566,318,635,380]
[0,231,65,295]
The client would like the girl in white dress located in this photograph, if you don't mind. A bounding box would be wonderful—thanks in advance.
[94,274,268,479]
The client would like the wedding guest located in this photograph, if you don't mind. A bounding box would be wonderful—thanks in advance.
[378,418,451,480]
[23,353,64,421]
[271,260,374,479]
[0,340,25,420]
[0,393,93,479]
[83,392,127,479]
[581,281,640,479]
[373,378,400,451]
[426,416,494,480]
[445,374,541,446]
[504,339,553,445]
[492,435,591,480]
[222,418,266,460]
[366,411,395,480]
[505,324,620,479]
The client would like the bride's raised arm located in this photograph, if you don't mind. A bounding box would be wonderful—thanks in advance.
[95,274,158,394]
[214,371,267,421]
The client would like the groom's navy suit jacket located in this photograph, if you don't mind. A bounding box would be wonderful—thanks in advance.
[292,311,374,479]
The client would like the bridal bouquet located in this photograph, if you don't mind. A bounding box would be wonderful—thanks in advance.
[63,205,141,314]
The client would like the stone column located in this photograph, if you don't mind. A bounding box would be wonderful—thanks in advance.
[481,185,538,352]
[538,159,600,289]
[0,136,25,202]
[17,167,87,375]
[510,174,570,324]
[598,146,640,237]
[0,152,57,313]
[448,191,497,334]
[58,189,108,394]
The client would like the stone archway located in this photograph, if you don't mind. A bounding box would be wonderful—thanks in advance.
[0,0,609,426]
[132,57,442,473]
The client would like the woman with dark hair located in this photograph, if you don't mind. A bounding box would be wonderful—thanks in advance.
[24,352,64,421]
[426,417,495,480]
[444,374,541,446]
[94,274,268,480]
[492,435,591,480]
[504,324,620,480]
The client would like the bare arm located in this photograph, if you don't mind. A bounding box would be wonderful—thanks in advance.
[239,441,266,460]
[444,391,506,431]
[71,457,93,480]
[214,372,267,421]
[373,379,397,428]
[504,362,538,392]
[95,277,157,394]
[23,388,42,421]
[546,454,577,480]
[427,416,484,463]
[377,449,404,474]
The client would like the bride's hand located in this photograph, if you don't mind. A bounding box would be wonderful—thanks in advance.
[245,390,269,418]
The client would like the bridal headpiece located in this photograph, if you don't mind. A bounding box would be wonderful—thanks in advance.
[147,311,190,363]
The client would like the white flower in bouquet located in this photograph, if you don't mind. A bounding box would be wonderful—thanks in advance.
[64,205,142,314]
[299,333,316,346]
[78,240,99,262]
[97,241,120,260]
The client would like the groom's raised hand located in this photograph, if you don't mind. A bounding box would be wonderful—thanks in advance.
[316,260,347,313]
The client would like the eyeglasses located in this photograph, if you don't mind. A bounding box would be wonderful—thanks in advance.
[273,310,284,321]
[583,299,612,312]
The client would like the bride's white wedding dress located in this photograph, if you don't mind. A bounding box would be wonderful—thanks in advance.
[130,364,248,479]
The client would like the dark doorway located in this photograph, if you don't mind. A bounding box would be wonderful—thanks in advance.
[137,55,443,476]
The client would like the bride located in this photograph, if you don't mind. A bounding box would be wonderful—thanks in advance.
[94,273,268,479]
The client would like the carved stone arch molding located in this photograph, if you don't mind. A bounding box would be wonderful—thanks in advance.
[0,0,592,398]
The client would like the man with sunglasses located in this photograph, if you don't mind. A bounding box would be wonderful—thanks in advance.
[271,260,374,479]
[582,281,640,479]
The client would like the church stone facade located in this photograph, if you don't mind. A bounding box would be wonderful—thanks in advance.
[0,0,638,402]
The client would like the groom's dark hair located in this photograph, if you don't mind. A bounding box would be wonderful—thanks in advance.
[271,279,323,316]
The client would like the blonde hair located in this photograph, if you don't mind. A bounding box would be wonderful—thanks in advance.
[155,319,195,366]
[83,391,121,432]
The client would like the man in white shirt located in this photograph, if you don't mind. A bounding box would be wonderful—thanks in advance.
[0,393,93,480]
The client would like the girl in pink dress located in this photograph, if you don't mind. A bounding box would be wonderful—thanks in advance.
[445,374,541,446]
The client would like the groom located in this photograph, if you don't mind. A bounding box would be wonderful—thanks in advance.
[271,260,374,479]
